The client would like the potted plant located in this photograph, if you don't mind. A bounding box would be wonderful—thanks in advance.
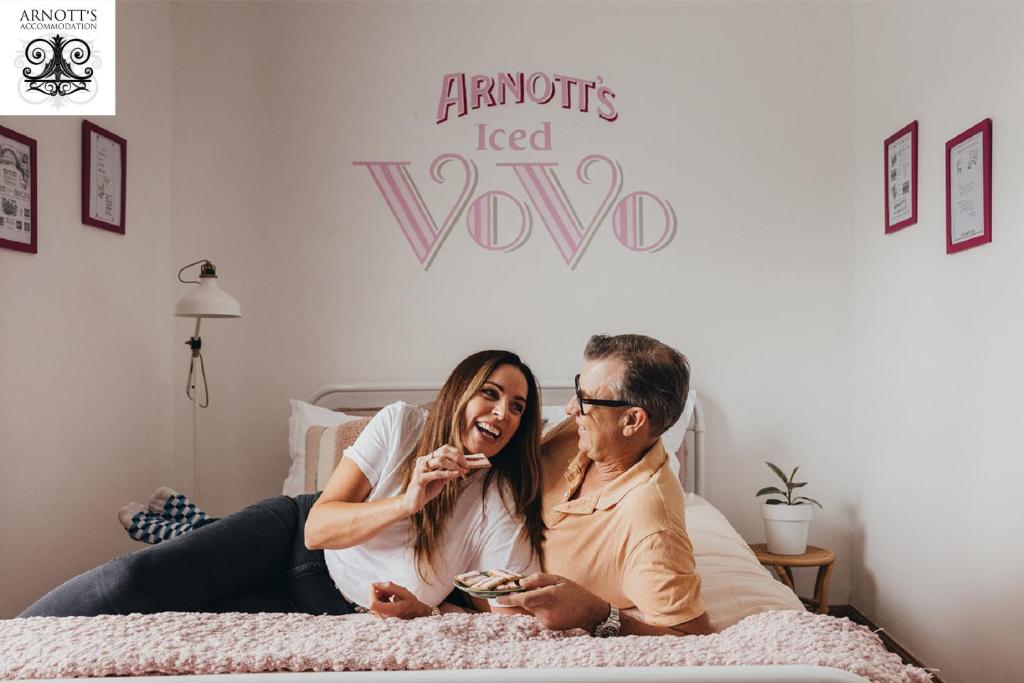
[756,462,822,555]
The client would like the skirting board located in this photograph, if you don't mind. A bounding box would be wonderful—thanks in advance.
[828,606,943,683]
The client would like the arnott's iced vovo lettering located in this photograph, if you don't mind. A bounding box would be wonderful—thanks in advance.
[436,72,617,123]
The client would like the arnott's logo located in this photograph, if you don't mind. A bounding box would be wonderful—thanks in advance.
[355,71,674,270]
[23,34,93,97]
[19,8,98,27]
[2,1,115,115]
[436,71,618,123]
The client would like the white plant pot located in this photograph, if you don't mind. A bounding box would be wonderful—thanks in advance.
[761,502,814,555]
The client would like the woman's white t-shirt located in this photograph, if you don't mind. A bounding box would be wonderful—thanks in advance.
[323,401,539,608]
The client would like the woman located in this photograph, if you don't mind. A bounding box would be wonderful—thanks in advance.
[20,350,543,618]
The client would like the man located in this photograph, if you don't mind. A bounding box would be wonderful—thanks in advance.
[499,334,712,636]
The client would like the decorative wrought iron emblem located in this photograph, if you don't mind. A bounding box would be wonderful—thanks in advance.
[22,35,93,97]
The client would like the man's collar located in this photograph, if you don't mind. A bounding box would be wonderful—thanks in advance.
[552,439,667,514]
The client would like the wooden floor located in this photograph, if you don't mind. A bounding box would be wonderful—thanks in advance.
[828,606,942,683]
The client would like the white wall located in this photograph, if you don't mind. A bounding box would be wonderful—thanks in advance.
[0,1,175,618]
[5,3,1023,679]
[169,0,856,605]
[852,4,1024,682]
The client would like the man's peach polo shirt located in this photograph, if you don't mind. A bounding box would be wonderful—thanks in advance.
[540,419,706,627]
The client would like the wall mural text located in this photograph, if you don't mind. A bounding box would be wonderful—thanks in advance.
[436,72,618,123]
[354,73,676,270]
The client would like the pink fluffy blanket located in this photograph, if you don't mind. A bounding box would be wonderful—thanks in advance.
[0,610,930,682]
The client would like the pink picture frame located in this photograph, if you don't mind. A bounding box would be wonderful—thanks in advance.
[884,121,918,234]
[0,124,38,254]
[82,120,127,234]
[945,118,992,255]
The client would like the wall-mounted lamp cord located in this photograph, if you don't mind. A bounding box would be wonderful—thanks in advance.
[177,259,210,285]
[186,328,209,408]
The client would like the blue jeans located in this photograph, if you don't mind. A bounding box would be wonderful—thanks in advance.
[19,494,353,617]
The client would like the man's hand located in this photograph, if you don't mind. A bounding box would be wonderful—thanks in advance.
[496,573,609,631]
[368,581,432,619]
[498,573,715,637]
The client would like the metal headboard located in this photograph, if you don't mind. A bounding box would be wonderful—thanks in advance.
[309,382,705,497]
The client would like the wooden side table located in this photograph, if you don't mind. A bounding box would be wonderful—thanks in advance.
[749,543,835,614]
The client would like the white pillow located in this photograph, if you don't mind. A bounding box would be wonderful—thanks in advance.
[662,390,696,482]
[541,404,569,434]
[684,493,805,629]
[283,399,363,496]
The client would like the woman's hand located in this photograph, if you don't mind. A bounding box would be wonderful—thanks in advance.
[401,445,469,515]
[369,581,432,619]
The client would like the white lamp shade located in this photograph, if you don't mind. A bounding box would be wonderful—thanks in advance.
[175,276,242,318]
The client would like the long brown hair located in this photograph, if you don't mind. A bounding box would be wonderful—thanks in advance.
[400,350,544,581]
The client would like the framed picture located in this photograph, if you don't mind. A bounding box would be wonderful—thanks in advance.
[82,120,127,234]
[0,125,38,254]
[884,121,918,234]
[946,118,992,254]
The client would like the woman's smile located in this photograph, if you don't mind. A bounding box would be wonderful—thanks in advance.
[462,364,528,457]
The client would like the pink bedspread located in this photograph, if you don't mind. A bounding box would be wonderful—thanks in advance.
[0,610,931,682]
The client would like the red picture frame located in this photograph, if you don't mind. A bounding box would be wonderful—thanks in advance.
[945,118,992,254]
[0,124,38,254]
[884,121,918,234]
[82,120,127,234]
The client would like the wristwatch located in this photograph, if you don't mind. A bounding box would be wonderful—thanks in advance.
[592,603,621,637]
[429,606,442,618]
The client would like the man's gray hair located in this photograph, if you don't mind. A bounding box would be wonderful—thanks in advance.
[584,334,690,437]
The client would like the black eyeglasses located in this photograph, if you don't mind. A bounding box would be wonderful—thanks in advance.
[574,374,632,415]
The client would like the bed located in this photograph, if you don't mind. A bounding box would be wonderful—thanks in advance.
[0,383,931,683]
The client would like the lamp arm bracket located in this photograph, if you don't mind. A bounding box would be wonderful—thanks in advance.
[186,318,203,354]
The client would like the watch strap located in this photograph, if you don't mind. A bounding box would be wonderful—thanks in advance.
[592,603,621,637]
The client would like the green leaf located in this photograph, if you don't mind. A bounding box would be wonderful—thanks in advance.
[765,462,789,485]
[789,466,799,483]
[790,482,808,489]
[794,496,823,509]
[756,486,785,497]
[764,499,785,505]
